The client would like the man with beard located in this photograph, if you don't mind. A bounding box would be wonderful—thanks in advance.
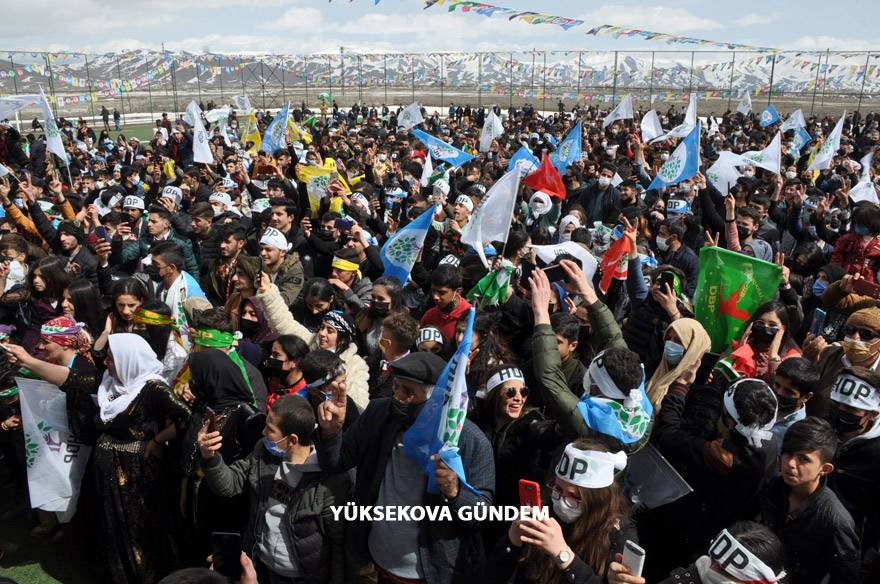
[202,223,247,307]
[259,226,306,306]
[315,351,495,584]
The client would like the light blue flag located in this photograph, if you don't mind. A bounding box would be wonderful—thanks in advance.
[759,104,780,128]
[259,103,290,154]
[411,129,476,168]
[404,308,479,495]
[792,126,811,158]
[508,144,540,175]
[647,122,701,191]
[380,204,437,285]
[550,121,582,173]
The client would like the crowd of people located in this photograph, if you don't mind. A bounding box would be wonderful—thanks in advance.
[0,94,878,584]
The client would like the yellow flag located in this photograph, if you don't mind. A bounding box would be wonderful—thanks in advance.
[242,111,262,155]
[297,165,334,218]
[287,119,313,145]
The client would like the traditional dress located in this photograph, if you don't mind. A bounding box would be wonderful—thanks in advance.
[94,333,191,584]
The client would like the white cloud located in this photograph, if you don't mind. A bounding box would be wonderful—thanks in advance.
[260,7,325,31]
[580,5,721,33]
[732,13,778,26]
[792,35,880,51]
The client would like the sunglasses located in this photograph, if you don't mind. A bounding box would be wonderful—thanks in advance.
[504,386,530,399]
[844,325,880,341]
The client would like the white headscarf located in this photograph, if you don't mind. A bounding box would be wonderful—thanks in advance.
[98,333,166,422]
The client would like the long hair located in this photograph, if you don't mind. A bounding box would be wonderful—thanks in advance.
[525,439,629,583]
[139,300,172,361]
[30,256,71,302]
[465,310,514,392]
[744,300,800,354]
[65,279,104,335]
[110,278,150,333]
[355,275,407,333]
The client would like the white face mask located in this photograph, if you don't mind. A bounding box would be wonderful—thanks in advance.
[551,494,584,524]
[743,170,755,178]
[660,153,670,161]
[598,176,612,188]
[378,153,387,162]
[560,232,572,242]
[677,183,692,195]
[785,171,797,179]
[656,235,669,252]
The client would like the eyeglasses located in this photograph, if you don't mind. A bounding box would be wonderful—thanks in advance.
[548,483,582,509]
[844,325,880,341]
[504,387,530,399]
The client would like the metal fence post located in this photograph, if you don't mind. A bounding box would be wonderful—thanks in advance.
[411,54,416,103]
[114,55,127,125]
[441,54,446,108]
[170,51,180,115]
[44,54,59,118]
[727,52,736,111]
[239,56,245,97]
[531,51,535,96]
[820,49,830,109]
[810,54,821,116]
[577,51,582,103]
[857,51,871,115]
[541,51,547,112]
[8,53,19,97]
[687,51,694,97]
[478,53,483,107]
[767,54,777,106]
[358,55,363,103]
[383,54,388,105]
[195,58,203,106]
[146,61,155,123]
[340,49,345,97]
[648,51,655,105]
[509,52,514,109]
[611,51,619,100]
[83,54,97,122]
[218,55,225,103]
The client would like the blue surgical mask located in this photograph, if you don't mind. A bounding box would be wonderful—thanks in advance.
[855,224,870,236]
[812,279,828,297]
[663,340,686,367]
[261,436,287,458]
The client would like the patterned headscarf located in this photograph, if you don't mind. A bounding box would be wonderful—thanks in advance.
[40,316,93,363]
[321,311,356,344]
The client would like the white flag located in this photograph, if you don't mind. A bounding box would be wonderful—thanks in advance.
[17,377,92,522]
[233,95,252,113]
[187,100,215,165]
[204,106,232,147]
[397,102,425,132]
[707,151,747,195]
[650,94,697,143]
[611,172,623,187]
[707,116,720,137]
[780,109,806,132]
[460,169,521,268]
[531,241,598,282]
[640,110,664,142]
[741,133,782,174]
[0,95,40,120]
[480,110,504,153]
[420,152,433,187]
[850,150,879,205]
[808,111,846,171]
[38,87,67,164]
[736,91,752,115]
[603,95,633,128]
[0,163,9,177]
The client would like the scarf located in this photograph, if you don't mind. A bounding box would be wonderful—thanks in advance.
[158,272,193,351]
[40,316,94,363]
[192,328,255,402]
[646,319,711,408]
[98,333,166,422]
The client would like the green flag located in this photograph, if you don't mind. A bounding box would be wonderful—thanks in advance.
[467,262,514,308]
[694,246,782,352]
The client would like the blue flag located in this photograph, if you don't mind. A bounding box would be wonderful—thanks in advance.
[380,204,436,285]
[759,104,780,128]
[550,121,582,173]
[411,129,476,168]
[403,308,478,495]
[508,144,540,175]
[792,126,811,158]
[647,122,701,191]
[260,103,290,154]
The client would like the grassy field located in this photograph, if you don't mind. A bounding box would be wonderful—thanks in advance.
[108,123,161,143]
[0,519,93,584]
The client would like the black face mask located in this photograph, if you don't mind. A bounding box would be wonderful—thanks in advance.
[828,407,865,436]
[751,321,779,344]
[775,393,800,416]
[144,264,162,282]
[239,318,260,338]
[371,301,391,317]
[390,398,421,427]
[737,226,752,240]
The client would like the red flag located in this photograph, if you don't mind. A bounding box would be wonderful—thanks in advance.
[598,236,635,294]
[523,153,566,199]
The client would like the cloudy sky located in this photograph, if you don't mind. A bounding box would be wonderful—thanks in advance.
[2,0,879,55]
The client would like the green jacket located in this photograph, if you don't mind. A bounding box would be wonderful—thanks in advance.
[120,228,200,278]
[533,299,631,441]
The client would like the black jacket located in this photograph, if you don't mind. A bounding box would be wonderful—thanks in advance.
[758,478,860,584]
[830,428,880,552]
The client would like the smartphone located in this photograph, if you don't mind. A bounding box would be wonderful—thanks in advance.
[87,233,101,246]
[95,225,111,243]
[810,308,827,337]
[518,479,542,509]
[211,532,242,582]
[621,540,646,577]
[853,278,880,300]
[205,406,218,433]
[542,264,568,283]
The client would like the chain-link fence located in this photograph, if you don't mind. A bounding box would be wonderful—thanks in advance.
[2,49,879,125]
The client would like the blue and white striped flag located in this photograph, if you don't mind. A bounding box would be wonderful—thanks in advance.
[412,129,475,168]
[380,204,437,285]
[404,308,477,495]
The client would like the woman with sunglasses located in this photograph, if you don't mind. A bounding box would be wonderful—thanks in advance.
[477,364,560,547]
[714,301,801,385]
[489,439,634,584]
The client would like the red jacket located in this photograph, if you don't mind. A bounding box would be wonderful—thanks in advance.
[831,233,880,284]
[420,298,472,342]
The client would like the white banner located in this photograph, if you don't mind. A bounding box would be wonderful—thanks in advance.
[17,377,92,522]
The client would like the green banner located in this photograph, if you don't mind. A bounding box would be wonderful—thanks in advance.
[694,246,782,352]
